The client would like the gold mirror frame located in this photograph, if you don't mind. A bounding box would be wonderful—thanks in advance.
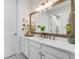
[29,0,75,38]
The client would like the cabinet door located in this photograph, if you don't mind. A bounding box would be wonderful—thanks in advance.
[29,46,41,59]
[42,51,59,59]
[21,38,25,53]
[24,39,29,57]
[42,45,69,59]
[24,46,28,57]
[21,38,29,57]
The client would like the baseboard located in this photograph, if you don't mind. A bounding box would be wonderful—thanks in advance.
[21,52,28,59]
[4,54,17,59]
[4,52,28,59]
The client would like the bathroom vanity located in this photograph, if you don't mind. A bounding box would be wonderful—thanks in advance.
[21,36,75,59]
[20,0,75,59]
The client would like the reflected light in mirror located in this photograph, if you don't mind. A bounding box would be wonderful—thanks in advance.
[35,0,58,12]
[51,15,58,26]
[48,6,52,9]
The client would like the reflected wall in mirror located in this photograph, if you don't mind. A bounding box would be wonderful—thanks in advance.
[31,11,52,33]
[30,0,75,37]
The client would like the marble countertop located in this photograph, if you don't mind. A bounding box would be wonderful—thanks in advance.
[21,36,75,54]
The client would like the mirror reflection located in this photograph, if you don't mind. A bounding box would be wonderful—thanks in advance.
[31,0,71,35]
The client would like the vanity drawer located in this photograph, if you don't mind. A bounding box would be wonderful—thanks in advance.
[42,45,70,59]
[29,41,41,49]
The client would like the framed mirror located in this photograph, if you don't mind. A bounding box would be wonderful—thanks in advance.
[29,0,75,38]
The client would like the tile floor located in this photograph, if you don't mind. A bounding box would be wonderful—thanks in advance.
[5,53,28,59]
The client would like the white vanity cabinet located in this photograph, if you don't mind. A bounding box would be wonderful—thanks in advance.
[29,41,41,59]
[28,39,74,59]
[21,38,29,57]
[21,37,75,59]
[42,45,70,59]
[28,40,70,59]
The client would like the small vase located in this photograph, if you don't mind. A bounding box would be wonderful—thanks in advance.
[68,37,75,44]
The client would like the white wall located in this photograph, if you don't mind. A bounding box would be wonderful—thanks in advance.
[17,0,31,35]
[17,0,31,53]
[30,0,41,12]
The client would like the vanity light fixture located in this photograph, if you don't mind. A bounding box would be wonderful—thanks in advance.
[35,0,58,12]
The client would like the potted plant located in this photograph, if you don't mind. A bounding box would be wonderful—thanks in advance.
[65,24,75,44]
[65,24,72,34]
[38,24,46,32]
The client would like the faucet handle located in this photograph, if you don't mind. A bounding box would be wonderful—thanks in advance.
[53,36,55,40]
[51,36,55,40]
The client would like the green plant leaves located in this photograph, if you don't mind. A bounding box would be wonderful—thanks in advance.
[65,24,72,32]
[38,24,46,32]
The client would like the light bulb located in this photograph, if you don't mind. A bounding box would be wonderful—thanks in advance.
[48,6,52,9]
[35,0,58,12]
[43,9,46,11]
